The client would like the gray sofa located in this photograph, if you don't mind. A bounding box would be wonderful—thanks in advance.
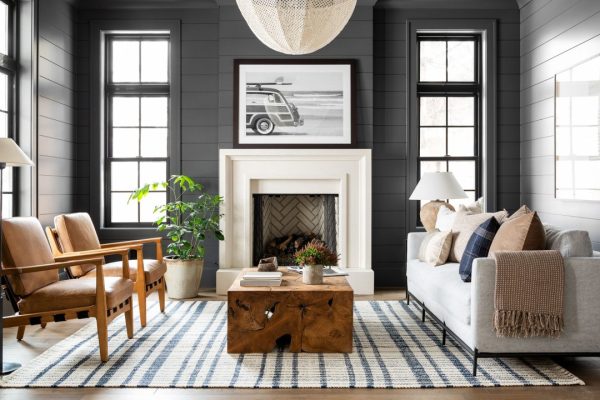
[406,231,600,375]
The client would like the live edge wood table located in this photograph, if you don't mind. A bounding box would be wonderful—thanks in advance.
[227,268,354,353]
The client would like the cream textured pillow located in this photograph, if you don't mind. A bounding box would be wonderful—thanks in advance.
[458,197,484,214]
[449,210,509,262]
[435,205,456,232]
[418,231,453,267]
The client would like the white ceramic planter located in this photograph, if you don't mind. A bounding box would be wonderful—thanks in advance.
[302,264,323,285]
[164,257,204,299]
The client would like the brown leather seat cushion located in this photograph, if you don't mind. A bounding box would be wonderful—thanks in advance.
[54,213,101,277]
[83,259,166,284]
[18,277,133,314]
[2,217,58,296]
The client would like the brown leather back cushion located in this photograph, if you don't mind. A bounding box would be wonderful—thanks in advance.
[2,217,58,296]
[489,211,546,253]
[54,213,101,276]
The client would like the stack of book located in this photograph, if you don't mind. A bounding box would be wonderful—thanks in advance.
[240,271,283,287]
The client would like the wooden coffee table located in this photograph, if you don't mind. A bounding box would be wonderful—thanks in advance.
[227,268,353,353]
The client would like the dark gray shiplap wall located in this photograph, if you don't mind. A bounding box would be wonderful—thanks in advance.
[37,0,77,226]
[76,6,373,288]
[373,6,521,286]
[520,0,600,251]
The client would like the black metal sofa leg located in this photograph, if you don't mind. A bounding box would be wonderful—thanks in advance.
[472,350,478,376]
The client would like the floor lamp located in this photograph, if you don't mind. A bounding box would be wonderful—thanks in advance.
[0,138,34,375]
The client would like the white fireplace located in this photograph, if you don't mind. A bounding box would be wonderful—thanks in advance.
[217,148,373,295]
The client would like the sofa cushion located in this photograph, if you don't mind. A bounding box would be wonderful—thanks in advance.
[459,217,500,282]
[544,225,593,257]
[489,211,545,254]
[420,231,452,266]
[407,260,471,325]
[449,210,508,262]
[418,231,437,261]
[54,213,102,277]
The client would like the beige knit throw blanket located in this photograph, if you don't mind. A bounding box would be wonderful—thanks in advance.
[492,250,564,338]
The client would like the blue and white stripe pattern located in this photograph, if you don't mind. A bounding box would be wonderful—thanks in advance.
[1,301,584,388]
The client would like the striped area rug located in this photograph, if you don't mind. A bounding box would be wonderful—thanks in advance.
[1,300,583,388]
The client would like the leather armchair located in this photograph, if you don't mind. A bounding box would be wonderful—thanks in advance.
[46,212,166,327]
[1,217,135,362]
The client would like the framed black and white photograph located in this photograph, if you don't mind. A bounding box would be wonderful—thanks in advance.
[234,59,356,148]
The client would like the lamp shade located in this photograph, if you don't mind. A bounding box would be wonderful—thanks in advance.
[409,172,467,200]
[236,0,357,55]
[0,138,34,167]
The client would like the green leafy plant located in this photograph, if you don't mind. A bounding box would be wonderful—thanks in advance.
[129,175,224,261]
[294,239,338,266]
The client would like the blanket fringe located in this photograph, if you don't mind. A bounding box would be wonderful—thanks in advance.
[494,310,563,338]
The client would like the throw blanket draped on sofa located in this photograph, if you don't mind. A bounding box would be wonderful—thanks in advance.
[492,250,564,338]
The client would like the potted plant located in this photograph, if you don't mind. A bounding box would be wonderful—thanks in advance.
[294,239,338,285]
[130,175,224,299]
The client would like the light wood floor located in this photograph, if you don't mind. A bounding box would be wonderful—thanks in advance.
[2,290,600,400]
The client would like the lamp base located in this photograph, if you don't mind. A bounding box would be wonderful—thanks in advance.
[2,361,21,375]
[420,201,455,232]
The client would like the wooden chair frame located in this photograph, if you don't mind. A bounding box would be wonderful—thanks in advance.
[45,227,166,327]
[2,248,135,362]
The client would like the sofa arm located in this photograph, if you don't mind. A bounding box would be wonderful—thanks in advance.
[471,256,600,352]
[407,232,428,260]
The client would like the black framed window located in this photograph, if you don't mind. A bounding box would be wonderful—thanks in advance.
[0,0,16,217]
[417,34,481,208]
[105,35,170,226]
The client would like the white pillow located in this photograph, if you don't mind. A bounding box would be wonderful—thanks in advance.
[418,230,453,267]
[435,205,456,232]
[458,197,484,214]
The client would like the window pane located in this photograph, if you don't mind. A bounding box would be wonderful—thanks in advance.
[419,41,446,82]
[449,161,475,190]
[141,128,168,157]
[112,97,139,127]
[2,194,11,218]
[0,3,7,56]
[140,192,166,222]
[0,73,7,111]
[449,191,475,209]
[420,160,447,176]
[448,97,474,126]
[448,128,474,156]
[111,193,138,222]
[2,166,12,192]
[420,97,446,126]
[140,161,166,185]
[0,111,7,138]
[448,41,474,82]
[141,97,168,127]
[419,128,446,156]
[141,40,168,83]
[111,161,138,191]
[112,40,139,83]
[572,96,599,126]
[112,128,139,157]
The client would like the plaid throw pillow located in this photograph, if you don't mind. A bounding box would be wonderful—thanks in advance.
[459,217,500,282]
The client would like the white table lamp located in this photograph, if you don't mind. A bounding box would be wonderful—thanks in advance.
[409,172,467,231]
[0,138,34,375]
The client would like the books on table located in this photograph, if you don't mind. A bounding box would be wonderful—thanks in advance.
[240,271,283,287]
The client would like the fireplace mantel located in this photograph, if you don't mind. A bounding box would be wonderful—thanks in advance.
[217,149,373,295]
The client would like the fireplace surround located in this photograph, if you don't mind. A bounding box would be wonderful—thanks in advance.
[217,149,373,294]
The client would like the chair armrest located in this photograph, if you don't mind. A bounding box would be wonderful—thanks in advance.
[407,232,428,260]
[1,258,104,275]
[101,237,163,260]
[101,237,162,248]
[54,247,134,262]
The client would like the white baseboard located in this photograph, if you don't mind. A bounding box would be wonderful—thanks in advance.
[216,268,374,295]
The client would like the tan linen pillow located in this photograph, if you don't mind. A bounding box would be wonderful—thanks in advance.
[489,211,546,253]
[449,210,509,262]
[418,231,438,261]
[424,231,453,266]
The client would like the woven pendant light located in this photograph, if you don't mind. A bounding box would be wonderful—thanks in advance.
[236,0,357,55]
